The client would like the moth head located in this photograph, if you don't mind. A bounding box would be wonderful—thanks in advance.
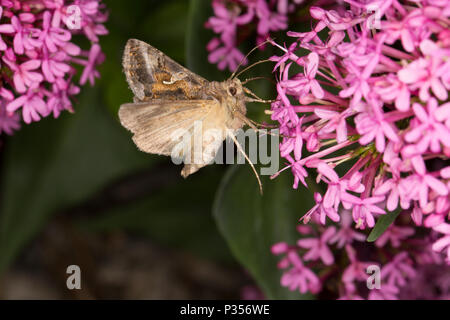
[224,77,244,98]
[215,78,246,114]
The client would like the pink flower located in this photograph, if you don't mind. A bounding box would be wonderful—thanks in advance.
[355,100,399,152]
[330,211,366,248]
[367,284,399,300]
[315,108,350,143]
[409,156,448,209]
[47,78,79,118]
[279,251,321,294]
[41,48,71,83]
[398,40,449,102]
[342,245,374,283]
[297,226,336,265]
[206,0,301,71]
[342,194,386,229]
[381,252,416,287]
[6,87,49,124]
[208,44,246,72]
[0,7,14,51]
[39,10,71,52]
[432,223,450,263]
[255,0,287,40]
[281,52,324,101]
[374,169,412,211]
[0,99,20,135]
[0,1,108,134]
[302,192,340,225]
[79,43,103,85]
[206,0,253,46]
[374,74,411,111]
[10,15,41,54]
[339,49,380,107]
[3,54,44,93]
[404,99,450,155]
[269,0,450,300]
[375,224,415,248]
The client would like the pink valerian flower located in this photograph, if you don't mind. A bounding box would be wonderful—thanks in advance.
[270,0,449,257]
[7,86,49,123]
[330,210,365,248]
[375,224,415,248]
[341,245,375,284]
[2,51,44,94]
[205,0,304,72]
[432,223,450,264]
[367,283,399,300]
[403,98,450,156]
[206,39,247,72]
[0,1,108,131]
[272,244,321,294]
[398,39,450,103]
[297,226,336,265]
[270,0,450,300]
[381,252,417,287]
[301,192,340,225]
[0,95,20,135]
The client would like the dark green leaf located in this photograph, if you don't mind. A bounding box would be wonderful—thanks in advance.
[76,166,234,263]
[0,89,151,272]
[367,208,402,242]
[213,165,316,299]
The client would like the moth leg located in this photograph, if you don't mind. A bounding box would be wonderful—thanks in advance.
[227,131,263,195]
[243,87,274,104]
[234,111,285,138]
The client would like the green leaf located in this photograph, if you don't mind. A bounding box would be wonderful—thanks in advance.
[213,165,316,299]
[76,166,234,263]
[0,89,151,272]
[367,208,402,242]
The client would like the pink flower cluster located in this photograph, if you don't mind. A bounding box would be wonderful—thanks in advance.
[0,0,108,135]
[273,212,449,299]
[269,0,450,299]
[205,0,306,72]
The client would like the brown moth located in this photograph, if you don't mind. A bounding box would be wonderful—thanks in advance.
[119,39,265,192]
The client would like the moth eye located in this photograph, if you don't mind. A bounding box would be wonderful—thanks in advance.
[229,87,237,96]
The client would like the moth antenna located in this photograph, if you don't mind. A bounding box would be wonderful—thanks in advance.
[234,59,272,80]
[246,98,275,104]
[241,76,276,86]
[229,38,273,80]
[228,131,263,195]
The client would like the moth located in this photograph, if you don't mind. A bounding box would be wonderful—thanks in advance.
[119,39,269,193]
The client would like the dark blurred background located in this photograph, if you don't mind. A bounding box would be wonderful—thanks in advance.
[0,0,313,299]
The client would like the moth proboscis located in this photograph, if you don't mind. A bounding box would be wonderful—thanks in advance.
[119,39,271,194]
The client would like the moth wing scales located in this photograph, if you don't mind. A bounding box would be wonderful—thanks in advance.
[119,100,227,177]
[123,39,208,102]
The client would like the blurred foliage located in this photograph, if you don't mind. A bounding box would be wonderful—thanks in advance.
[0,0,318,299]
[213,165,315,299]
[0,89,151,272]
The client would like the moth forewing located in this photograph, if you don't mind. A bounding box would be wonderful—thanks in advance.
[123,39,208,102]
